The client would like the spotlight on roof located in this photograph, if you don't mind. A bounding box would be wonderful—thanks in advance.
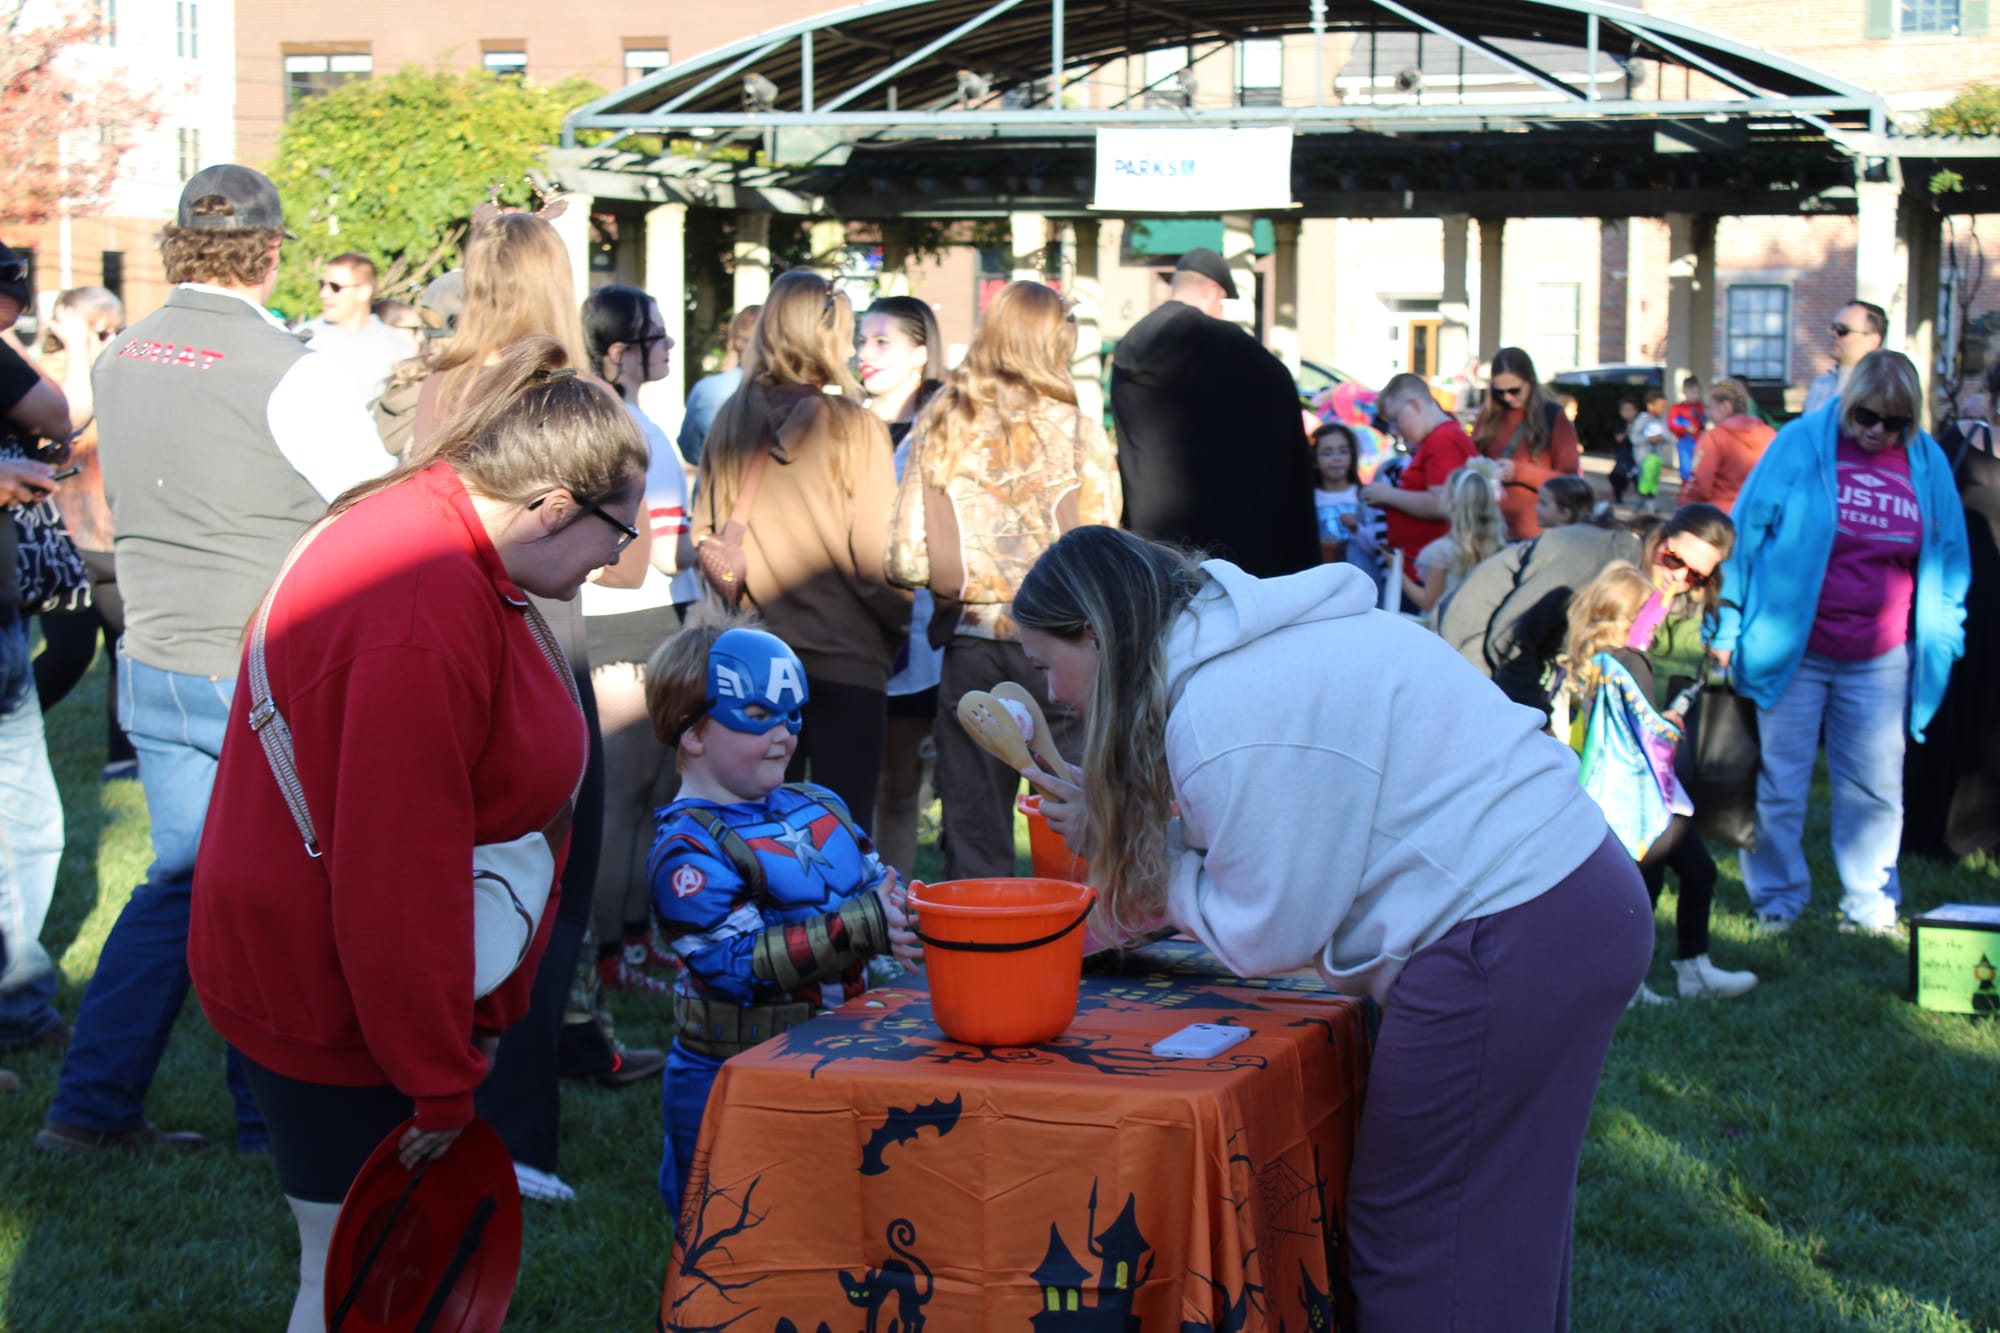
[1395,66,1424,95]
[1174,67,1198,106]
[744,72,780,112]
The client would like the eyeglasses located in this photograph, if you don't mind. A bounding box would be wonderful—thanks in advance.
[1851,406,1912,435]
[529,495,640,556]
[319,278,354,293]
[1492,383,1528,400]
[1657,548,1716,589]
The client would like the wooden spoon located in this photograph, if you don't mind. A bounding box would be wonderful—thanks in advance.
[956,690,1035,772]
[991,681,1069,777]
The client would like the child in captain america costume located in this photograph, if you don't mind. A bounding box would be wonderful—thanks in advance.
[644,621,921,1212]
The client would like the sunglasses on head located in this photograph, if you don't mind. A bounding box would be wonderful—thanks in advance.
[1658,548,1716,589]
[1851,406,1911,435]
[0,259,26,284]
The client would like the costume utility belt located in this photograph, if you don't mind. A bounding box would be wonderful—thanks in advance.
[674,994,820,1059]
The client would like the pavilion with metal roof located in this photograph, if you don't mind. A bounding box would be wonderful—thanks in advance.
[545,0,1998,423]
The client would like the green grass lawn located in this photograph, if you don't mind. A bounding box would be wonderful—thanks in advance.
[3,655,1998,1330]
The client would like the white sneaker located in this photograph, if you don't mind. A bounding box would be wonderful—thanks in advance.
[1627,982,1676,1010]
[1838,918,1903,940]
[1673,953,1759,1000]
[513,1161,576,1203]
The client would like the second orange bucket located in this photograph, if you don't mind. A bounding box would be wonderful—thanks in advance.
[907,878,1097,1046]
[1017,793,1091,883]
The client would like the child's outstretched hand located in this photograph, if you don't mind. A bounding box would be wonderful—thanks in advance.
[874,873,924,969]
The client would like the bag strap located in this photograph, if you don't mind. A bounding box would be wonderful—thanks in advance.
[686,784,862,909]
[725,439,774,530]
[249,515,584,859]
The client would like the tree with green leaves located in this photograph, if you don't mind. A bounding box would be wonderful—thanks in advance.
[266,65,600,317]
[1924,82,2000,137]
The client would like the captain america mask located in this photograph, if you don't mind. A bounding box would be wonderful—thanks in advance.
[701,628,809,735]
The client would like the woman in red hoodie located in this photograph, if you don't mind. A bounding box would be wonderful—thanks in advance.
[190,338,645,1331]
[1680,377,1775,514]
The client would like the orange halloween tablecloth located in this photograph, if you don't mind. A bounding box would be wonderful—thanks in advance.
[659,940,1369,1332]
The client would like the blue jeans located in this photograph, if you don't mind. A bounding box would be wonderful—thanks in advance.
[1741,647,1908,929]
[0,617,64,1049]
[1676,436,1697,482]
[47,648,261,1138]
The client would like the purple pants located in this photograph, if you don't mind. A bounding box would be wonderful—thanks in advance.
[1346,832,1651,1331]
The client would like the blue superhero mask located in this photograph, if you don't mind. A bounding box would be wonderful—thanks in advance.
[704,628,809,735]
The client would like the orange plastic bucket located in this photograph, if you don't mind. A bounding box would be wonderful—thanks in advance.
[907,878,1097,1046]
[1017,794,1091,884]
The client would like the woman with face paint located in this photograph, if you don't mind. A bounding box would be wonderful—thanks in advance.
[1711,349,1970,936]
[1011,524,1652,1330]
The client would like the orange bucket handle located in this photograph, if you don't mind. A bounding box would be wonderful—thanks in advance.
[911,899,1096,954]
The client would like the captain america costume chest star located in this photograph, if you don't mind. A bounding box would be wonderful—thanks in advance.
[649,783,889,1011]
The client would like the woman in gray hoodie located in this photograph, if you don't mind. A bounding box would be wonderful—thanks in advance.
[1014,524,1651,1331]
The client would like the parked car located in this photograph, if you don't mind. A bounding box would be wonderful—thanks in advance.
[1551,364,1664,454]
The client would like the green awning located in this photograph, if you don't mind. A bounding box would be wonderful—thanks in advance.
[1125,217,1275,257]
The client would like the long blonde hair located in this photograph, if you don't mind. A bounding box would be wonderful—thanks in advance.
[915,280,1077,486]
[700,270,871,514]
[1563,562,1654,710]
[329,337,645,518]
[428,213,588,419]
[1012,527,1209,942]
[1444,459,1507,580]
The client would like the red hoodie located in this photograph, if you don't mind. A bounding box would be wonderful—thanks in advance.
[1680,414,1775,514]
[191,463,585,1130]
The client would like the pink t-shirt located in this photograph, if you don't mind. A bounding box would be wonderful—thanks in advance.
[1807,437,1920,660]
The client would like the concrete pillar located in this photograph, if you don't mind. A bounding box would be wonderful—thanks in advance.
[1903,193,1943,429]
[1440,213,1472,383]
[878,221,913,297]
[1297,218,1339,369]
[1070,219,1104,424]
[733,211,772,310]
[1476,217,1506,359]
[808,217,847,276]
[636,203,688,437]
[1010,212,1047,282]
[1272,219,1302,339]
[1856,168,1907,346]
[548,192,593,308]
[1221,212,1257,334]
[1665,213,1718,395]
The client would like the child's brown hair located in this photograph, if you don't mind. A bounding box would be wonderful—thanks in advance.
[644,609,758,765]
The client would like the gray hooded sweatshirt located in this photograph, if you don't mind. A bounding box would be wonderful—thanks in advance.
[1160,559,1610,1003]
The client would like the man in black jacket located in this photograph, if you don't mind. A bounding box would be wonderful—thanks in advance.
[1110,248,1319,576]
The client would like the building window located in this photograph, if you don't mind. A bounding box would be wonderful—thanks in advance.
[177,127,201,180]
[624,43,670,85]
[285,51,373,110]
[1899,0,1960,31]
[1726,285,1791,381]
[482,50,527,81]
[101,252,125,303]
[1534,282,1581,376]
[1238,39,1283,107]
[1144,46,1191,108]
[176,1,197,58]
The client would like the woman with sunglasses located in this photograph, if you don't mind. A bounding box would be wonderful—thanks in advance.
[577,285,697,1003]
[1471,346,1583,541]
[1618,504,1760,1004]
[1712,350,1970,937]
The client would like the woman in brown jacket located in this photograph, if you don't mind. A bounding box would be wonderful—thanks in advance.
[1679,377,1774,514]
[695,270,908,825]
[888,280,1121,877]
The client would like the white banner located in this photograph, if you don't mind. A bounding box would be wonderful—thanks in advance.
[1093,127,1295,212]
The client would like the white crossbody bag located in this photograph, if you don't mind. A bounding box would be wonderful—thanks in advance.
[246,520,582,1000]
